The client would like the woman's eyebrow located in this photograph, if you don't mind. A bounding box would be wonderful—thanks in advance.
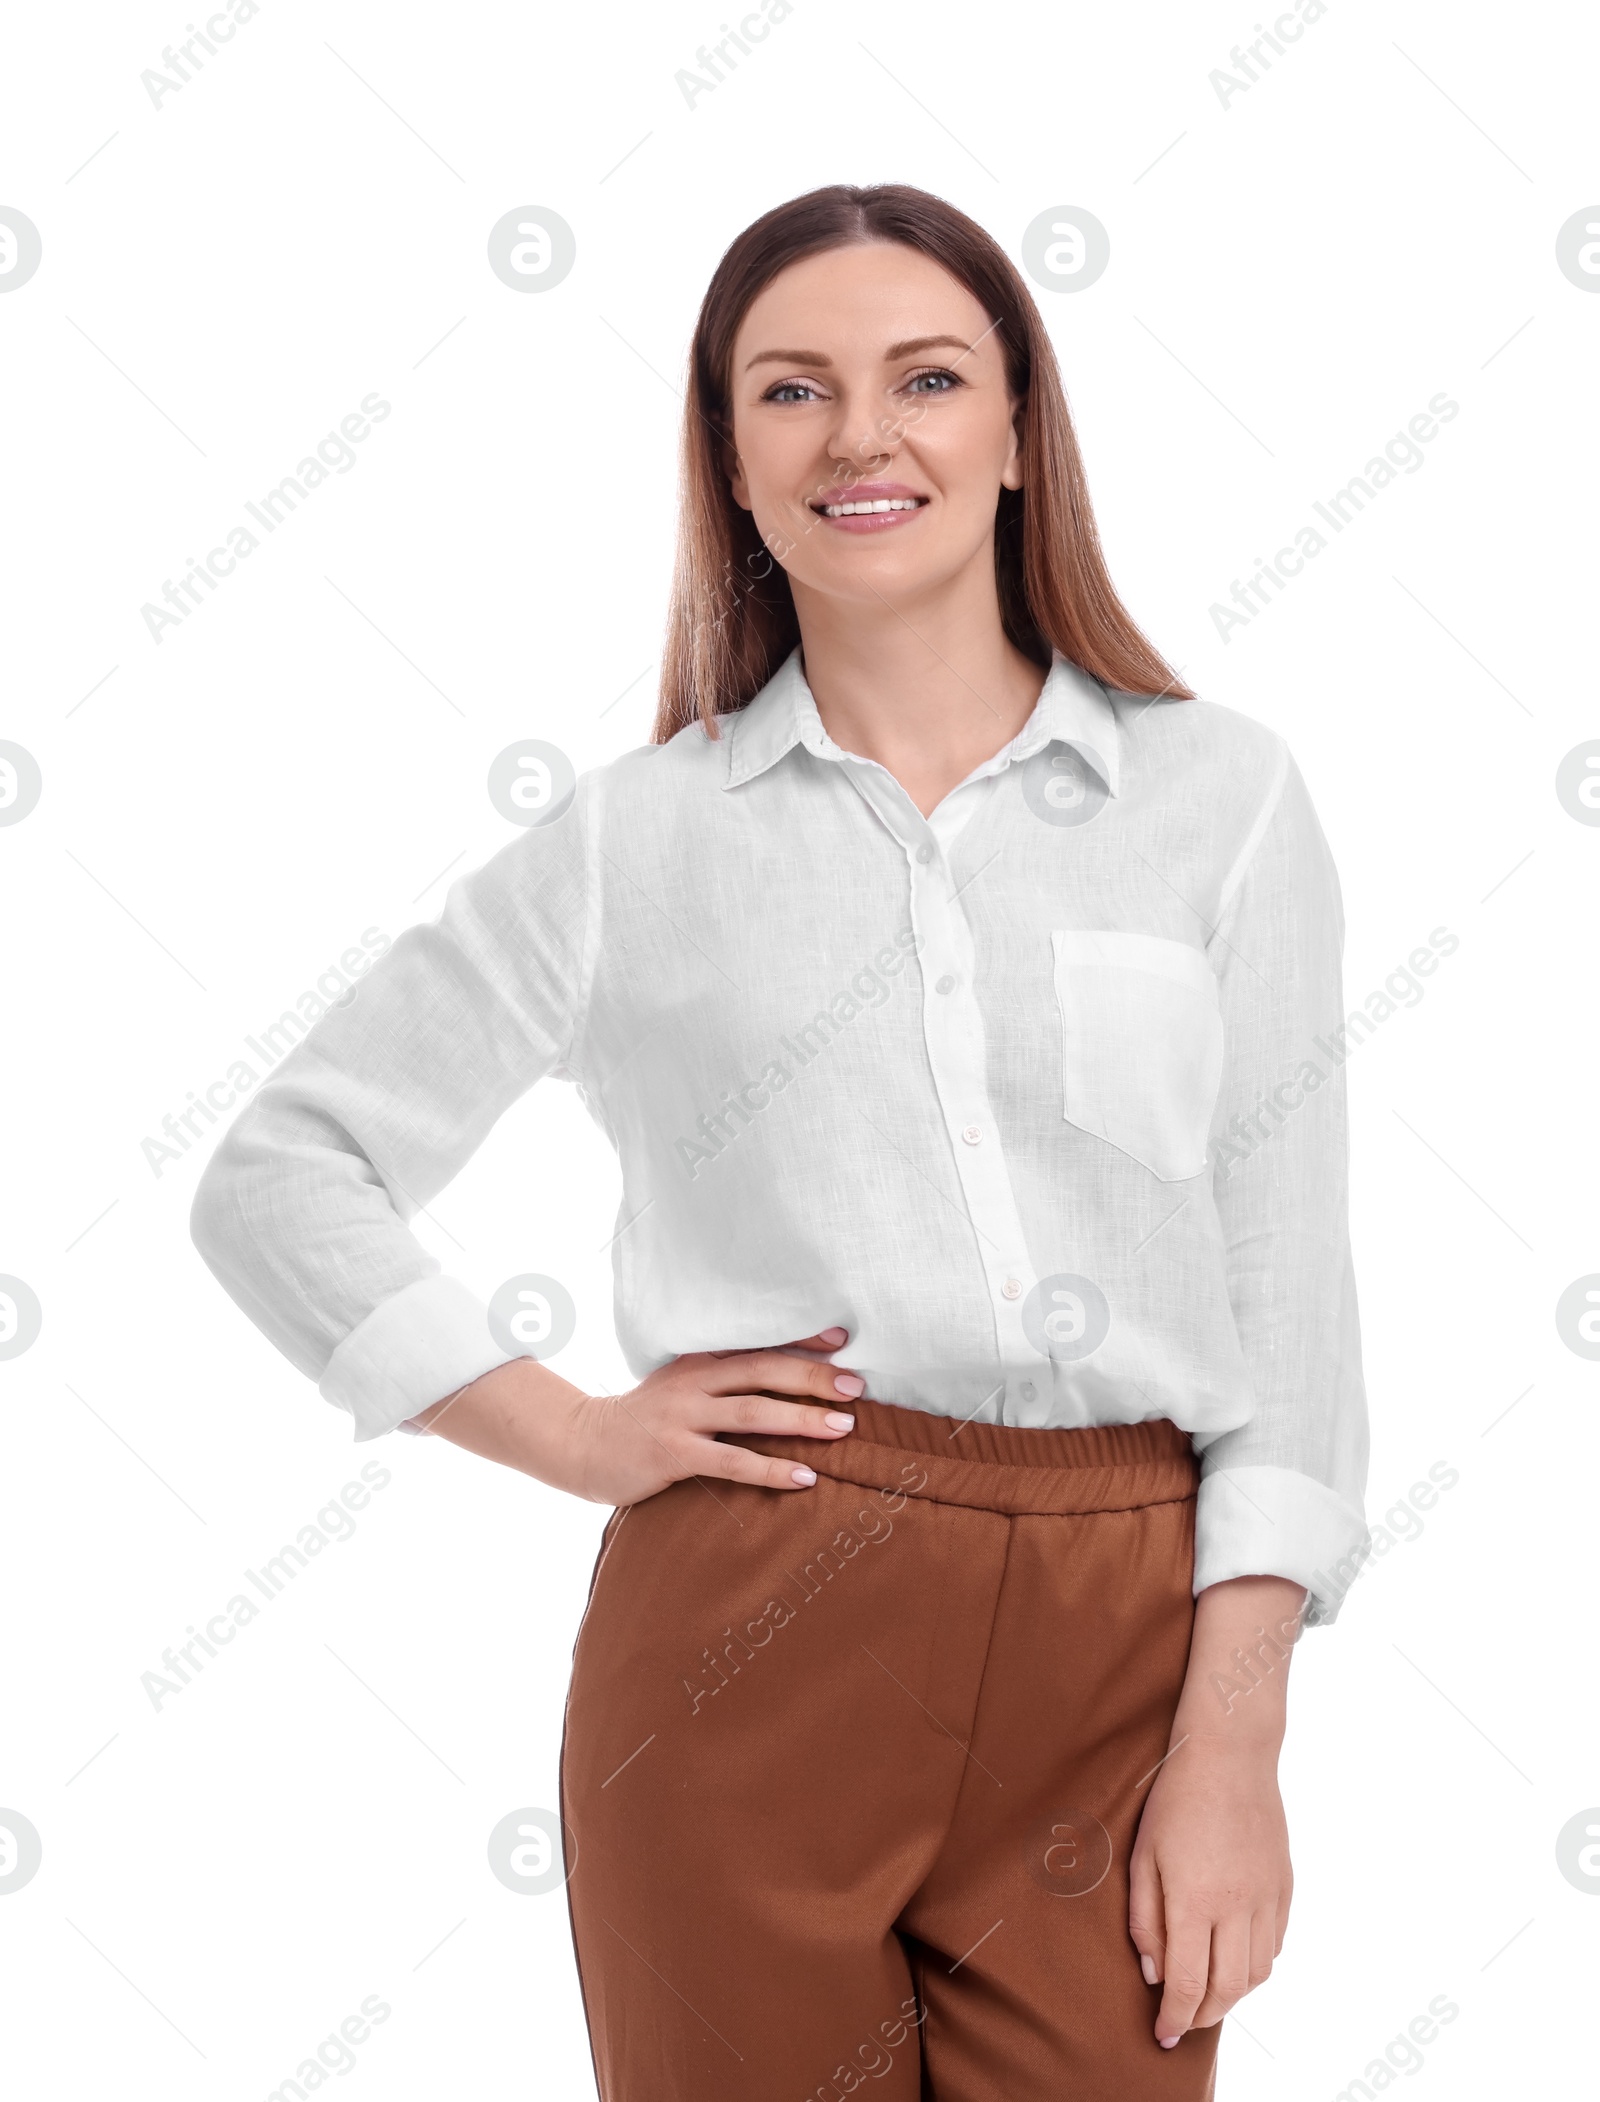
[743,332,975,372]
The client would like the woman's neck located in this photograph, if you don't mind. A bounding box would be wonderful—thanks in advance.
[792,591,1049,819]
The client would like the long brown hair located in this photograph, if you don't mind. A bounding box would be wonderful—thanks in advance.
[652,183,1191,742]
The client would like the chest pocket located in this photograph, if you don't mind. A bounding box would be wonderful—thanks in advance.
[1050,931,1224,1182]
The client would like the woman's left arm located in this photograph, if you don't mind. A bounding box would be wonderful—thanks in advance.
[1129,1572,1307,2049]
[1129,733,1374,2048]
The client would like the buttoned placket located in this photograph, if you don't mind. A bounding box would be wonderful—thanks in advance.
[803,725,1056,1430]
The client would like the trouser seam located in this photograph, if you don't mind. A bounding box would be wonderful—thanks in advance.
[899,1509,1017,1936]
[815,1477,1199,1518]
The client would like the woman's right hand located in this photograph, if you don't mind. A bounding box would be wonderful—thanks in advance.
[407,1328,864,1505]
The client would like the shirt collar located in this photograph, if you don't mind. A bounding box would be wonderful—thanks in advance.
[719,643,1120,797]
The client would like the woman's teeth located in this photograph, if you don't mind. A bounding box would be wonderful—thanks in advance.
[817,497,925,516]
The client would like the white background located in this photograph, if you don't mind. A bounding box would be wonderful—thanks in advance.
[3,0,1596,2093]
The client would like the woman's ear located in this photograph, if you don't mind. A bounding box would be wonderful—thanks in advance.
[1001,403,1025,492]
[720,429,752,512]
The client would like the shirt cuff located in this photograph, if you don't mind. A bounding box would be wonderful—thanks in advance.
[318,1273,524,1441]
[1194,1465,1372,1628]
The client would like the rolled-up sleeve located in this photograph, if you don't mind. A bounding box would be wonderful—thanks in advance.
[190,780,593,1440]
[1192,743,1371,1626]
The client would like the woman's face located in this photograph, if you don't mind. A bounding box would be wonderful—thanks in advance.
[723,241,1023,611]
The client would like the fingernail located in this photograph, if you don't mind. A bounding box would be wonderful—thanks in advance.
[819,1326,848,1344]
[1140,1955,1157,1986]
[825,1412,855,1431]
[1159,2036,1180,2050]
[833,1373,865,1397]
[792,1466,817,1485]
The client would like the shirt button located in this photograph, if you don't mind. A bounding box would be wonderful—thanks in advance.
[916,843,935,864]
[1021,1380,1037,1402]
[936,974,955,994]
[1001,1277,1022,1300]
[961,1123,983,1145]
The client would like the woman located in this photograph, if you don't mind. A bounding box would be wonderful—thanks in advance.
[192,183,1369,2099]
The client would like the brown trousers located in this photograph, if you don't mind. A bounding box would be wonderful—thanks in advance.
[559,1396,1219,2101]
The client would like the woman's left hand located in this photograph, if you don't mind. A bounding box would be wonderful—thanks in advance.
[1127,1574,1306,2050]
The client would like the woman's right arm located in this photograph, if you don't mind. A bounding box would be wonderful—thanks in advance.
[189,789,596,1444]
[405,1339,864,1501]
[190,777,860,1488]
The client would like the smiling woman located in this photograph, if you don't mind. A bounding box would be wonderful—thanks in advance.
[657,183,1191,750]
[191,179,1370,2102]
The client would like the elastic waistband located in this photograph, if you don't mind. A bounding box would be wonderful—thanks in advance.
[725,1394,1198,1517]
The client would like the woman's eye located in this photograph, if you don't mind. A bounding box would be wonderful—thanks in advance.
[764,380,823,404]
[906,368,959,395]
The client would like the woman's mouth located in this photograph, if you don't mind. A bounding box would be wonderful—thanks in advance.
[808,488,930,534]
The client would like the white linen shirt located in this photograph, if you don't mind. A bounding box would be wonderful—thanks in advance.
[190,644,1371,1623]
